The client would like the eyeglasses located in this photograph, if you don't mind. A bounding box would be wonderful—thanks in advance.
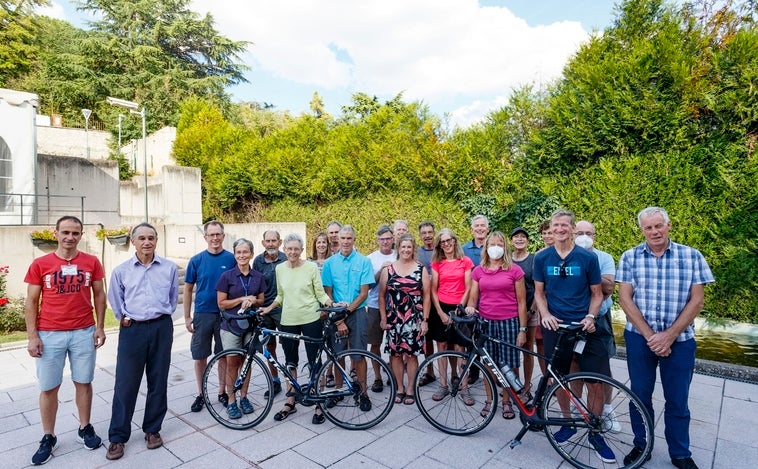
[575,231,595,236]
[439,238,455,246]
[559,260,567,278]
[206,233,224,238]
[378,237,393,242]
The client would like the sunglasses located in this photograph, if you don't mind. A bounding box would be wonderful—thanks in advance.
[559,260,567,278]
[439,238,455,246]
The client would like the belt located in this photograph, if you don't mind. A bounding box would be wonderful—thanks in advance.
[121,314,170,327]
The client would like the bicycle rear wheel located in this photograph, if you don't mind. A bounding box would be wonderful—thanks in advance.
[415,351,497,435]
[315,349,395,430]
[541,372,653,469]
[202,349,274,430]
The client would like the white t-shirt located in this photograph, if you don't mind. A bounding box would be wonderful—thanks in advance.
[367,249,396,308]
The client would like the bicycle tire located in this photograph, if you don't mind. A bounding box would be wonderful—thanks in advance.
[315,349,395,430]
[202,348,274,430]
[414,351,497,435]
[541,372,653,469]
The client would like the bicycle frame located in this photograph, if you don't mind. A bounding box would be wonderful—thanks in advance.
[451,315,596,442]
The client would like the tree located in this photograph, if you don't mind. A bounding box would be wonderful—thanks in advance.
[0,0,48,86]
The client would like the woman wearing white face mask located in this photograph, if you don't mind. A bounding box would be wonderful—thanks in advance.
[465,231,527,419]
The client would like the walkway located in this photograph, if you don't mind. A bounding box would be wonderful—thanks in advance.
[1,313,756,468]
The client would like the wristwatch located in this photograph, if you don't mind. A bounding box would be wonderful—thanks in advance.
[519,326,528,333]
[585,314,597,321]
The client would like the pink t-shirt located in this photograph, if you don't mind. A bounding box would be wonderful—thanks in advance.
[431,257,474,305]
[471,264,524,321]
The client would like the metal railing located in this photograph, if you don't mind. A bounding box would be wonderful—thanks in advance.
[0,193,85,226]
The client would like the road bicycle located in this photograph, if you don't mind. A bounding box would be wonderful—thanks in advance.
[414,309,654,469]
[202,305,396,430]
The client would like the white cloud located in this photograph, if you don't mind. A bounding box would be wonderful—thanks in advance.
[35,1,66,20]
[192,0,589,112]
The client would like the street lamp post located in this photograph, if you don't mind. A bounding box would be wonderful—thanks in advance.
[106,96,148,222]
[82,108,92,159]
[117,113,123,149]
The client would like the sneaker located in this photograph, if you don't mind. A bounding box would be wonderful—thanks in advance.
[371,378,384,393]
[106,442,124,460]
[31,434,57,465]
[191,395,204,412]
[624,446,652,465]
[553,425,577,444]
[359,394,372,411]
[76,423,102,450]
[672,457,699,469]
[459,388,475,406]
[239,397,254,414]
[326,395,343,408]
[265,380,282,398]
[602,407,622,433]
[227,402,242,419]
[588,433,616,463]
[218,392,229,407]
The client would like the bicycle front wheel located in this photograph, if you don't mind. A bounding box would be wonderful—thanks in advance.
[202,349,274,430]
[315,349,396,430]
[541,372,653,469]
[415,351,497,435]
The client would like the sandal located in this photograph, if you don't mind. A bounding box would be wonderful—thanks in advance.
[432,385,449,401]
[325,374,335,388]
[480,399,492,418]
[502,400,515,419]
[394,392,406,404]
[403,394,416,405]
[459,388,475,406]
[418,372,437,387]
[371,378,384,393]
[273,402,297,421]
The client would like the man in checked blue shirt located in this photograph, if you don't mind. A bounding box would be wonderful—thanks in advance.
[617,207,714,469]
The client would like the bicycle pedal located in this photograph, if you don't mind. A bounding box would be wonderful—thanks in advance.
[509,439,522,449]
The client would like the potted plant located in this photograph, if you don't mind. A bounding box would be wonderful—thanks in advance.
[29,228,58,247]
[96,227,131,246]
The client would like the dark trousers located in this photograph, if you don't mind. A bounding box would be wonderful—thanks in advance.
[108,315,173,443]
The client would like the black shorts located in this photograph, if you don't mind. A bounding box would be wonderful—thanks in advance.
[542,326,611,377]
[190,313,222,360]
[428,302,469,347]
[260,306,282,331]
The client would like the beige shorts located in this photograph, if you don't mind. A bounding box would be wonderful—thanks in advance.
[527,309,541,327]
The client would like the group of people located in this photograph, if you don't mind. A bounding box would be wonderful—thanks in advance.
[24,206,713,469]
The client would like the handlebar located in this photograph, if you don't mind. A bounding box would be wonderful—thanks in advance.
[317,305,349,323]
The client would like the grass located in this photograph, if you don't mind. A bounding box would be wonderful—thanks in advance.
[0,310,121,345]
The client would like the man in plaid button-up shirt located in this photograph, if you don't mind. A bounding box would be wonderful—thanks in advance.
[617,206,714,469]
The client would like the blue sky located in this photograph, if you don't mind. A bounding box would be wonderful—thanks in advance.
[41,0,620,128]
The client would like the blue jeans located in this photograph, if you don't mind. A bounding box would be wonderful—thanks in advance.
[625,329,696,459]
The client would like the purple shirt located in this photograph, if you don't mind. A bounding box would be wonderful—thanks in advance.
[108,254,179,321]
[471,264,524,320]
[216,265,266,335]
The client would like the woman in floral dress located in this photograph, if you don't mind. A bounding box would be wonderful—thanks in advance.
[379,234,430,405]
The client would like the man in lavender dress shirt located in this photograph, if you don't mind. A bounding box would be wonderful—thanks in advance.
[105,223,179,460]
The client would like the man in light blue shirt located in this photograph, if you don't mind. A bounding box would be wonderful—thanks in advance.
[617,207,714,469]
[322,225,374,411]
[106,223,178,461]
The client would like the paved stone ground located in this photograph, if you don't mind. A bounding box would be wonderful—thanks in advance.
[1,312,757,469]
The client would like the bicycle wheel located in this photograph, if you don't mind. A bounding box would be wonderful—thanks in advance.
[415,351,497,435]
[541,372,653,469]
[202,349,274,430]
[315,349,396,430]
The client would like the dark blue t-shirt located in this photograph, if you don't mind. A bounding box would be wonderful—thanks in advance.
[533,246,601,322]
[185,249,236,314]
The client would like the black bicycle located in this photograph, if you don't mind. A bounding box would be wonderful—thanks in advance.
[414,310,654,469]
[202,305,396,430]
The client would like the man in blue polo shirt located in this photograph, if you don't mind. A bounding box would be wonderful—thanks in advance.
[322,225,375,411]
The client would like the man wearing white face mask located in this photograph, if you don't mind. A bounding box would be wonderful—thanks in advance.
[575,220,621,433]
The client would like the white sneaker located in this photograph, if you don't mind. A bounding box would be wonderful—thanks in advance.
[602,408,622,433]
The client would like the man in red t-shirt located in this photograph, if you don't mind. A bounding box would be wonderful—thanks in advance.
[24,216,107,465]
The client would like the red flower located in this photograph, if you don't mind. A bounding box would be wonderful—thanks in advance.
[0,298,8,307]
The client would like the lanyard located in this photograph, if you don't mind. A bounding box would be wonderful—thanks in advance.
[239,275,252,296]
